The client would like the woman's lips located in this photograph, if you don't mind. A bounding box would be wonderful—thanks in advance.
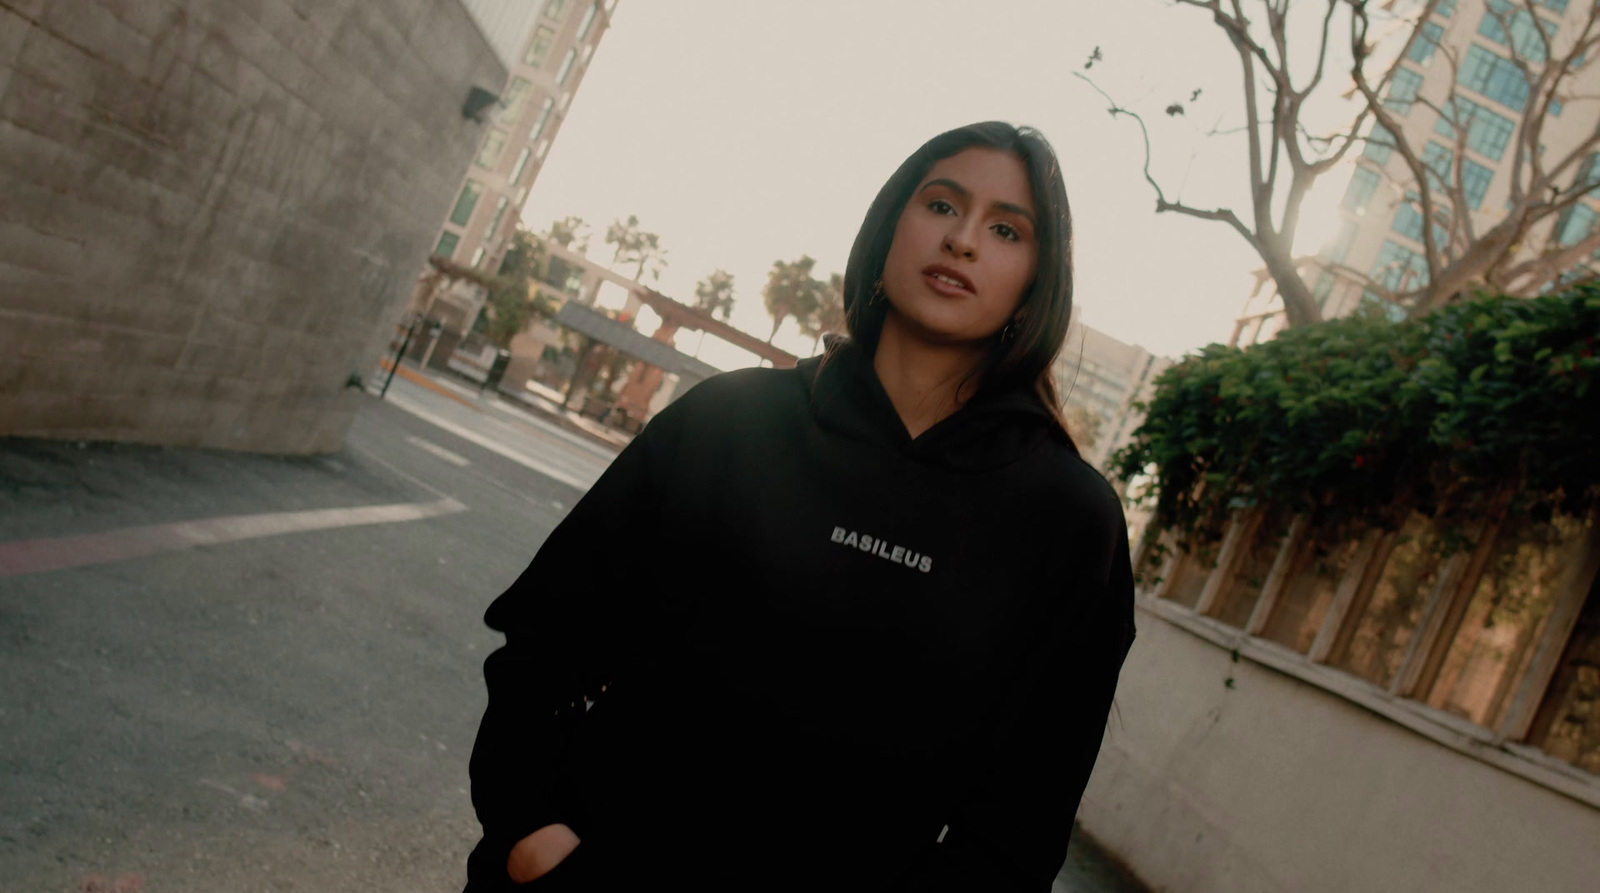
[922,268,974,296]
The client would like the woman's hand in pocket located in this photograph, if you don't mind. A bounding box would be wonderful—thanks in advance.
[507,823,581,884]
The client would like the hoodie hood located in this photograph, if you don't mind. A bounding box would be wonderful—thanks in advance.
[797,339,1073,473]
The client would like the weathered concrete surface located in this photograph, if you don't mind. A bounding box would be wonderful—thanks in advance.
[0,0,507,453]
[1079,614,1600,893]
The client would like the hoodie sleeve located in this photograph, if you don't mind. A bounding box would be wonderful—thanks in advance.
[893,516,1137,893]
[463,403,682,892]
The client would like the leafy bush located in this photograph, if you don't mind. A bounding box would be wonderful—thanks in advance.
[1113,287,1600,553]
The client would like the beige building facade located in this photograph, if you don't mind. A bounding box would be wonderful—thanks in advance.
[415,0,617,335]
[1233,0,1600,346]
[1053,324,1173,472]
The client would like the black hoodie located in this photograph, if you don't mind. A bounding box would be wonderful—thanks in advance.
[465,342,1136,892]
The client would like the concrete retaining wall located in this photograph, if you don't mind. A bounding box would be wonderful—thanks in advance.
[0,0,506,453]
[1080,611,1600,893]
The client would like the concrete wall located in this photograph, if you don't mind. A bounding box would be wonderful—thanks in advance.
[1080,612,1600,893]
[0,0,506,453]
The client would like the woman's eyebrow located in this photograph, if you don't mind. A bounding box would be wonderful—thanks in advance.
[918,178,1035,226]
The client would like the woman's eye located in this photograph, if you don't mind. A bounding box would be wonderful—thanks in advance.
[928,198,956,215]
[992,222,1020,242]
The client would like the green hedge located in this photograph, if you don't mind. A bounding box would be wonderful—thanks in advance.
[1112,286,1600,553]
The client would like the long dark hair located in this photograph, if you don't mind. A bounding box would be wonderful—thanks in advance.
[840,121,1075,425]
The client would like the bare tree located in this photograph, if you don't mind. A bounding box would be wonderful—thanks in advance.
[1082,0,1600,328]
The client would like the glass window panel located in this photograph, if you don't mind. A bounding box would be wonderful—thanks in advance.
[1537,0,1567,12]
[508,147,533,185]
[471,246,486,269]
[530,97,555,141]
[524,25,557,67]
[1365,123,1397,164]
[1459,44,1531,111]
[1360,290,1411,322]
[1460,157,1494,209]
[544,0,571,20]
[1528,563,1600,774]
[1481,0,1559,63]
[1409,22,1444,64]
[501,77,533,123]
[1313,271,1337,309]
[1387,67,1425,114]
[486,197,509,240]
[434,230,460,258]
[474,129,508,169]
[555,48,578,86]
[1429,515,1592,729]
[1435,0,1458,16]
[577,2,599,40]
[449,180,482,227]
[1262,536,1362,654]
[1371,239,1430,291]
[1436,96,1516,161]
[1342,166,1382,212]
[1555,203,1598,246]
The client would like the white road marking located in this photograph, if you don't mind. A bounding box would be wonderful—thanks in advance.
[384,392,600,491]
[405,435,471,467]
[0,498,468,578]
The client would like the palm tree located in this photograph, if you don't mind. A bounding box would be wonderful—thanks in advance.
[801,272,846,354]
[604,214,667,283]
[547,216,590,254]
[762,255,824,344]
[694,270,737,321]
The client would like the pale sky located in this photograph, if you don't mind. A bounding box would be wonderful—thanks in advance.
[520,0,1365,369]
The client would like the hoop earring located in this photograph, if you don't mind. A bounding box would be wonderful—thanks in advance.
[870,278,886,306]
[1001,317,1020,342]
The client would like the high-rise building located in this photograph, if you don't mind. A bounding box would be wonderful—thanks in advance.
[414,0,618,334]
[1232,0,1600,346]
[1054,324,1173,472]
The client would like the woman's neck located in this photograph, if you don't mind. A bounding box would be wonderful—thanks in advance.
[872,311,988,439]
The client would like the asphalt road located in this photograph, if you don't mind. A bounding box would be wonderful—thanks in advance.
[0,374,1147,893]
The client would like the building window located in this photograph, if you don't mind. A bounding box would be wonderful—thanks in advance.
[470,246,487,269]
[1535,0,1568,13]
[1550,97,1564,117]
[501,77,534,123]
[435,230,460,258]
[1408,21,1444,65]
[486,197,510,240]
[554,48,578,86]
[1421,141,1455,192]
[530,97,555,141]
[475,129,508,169]
[449,180,483,227]
[508,147,533,185]
[558,91,573,115]
[1313,271,1337,309]
[1554,202,1598,246]
[1481,0,1559,63]
[1434,0,1457,16]
[1342,166,1383,213]
[1371,239,1430,292]
[1365,123,1397,164]
[580,42,594,68]
[1459,157,1494,209]
[1386,67,1425,114]
[535,139,551,161]
[1320,218,1359,265]
[544,0,571,21]
[1460,44,1531,111]
[1579,153,1600,194]
[524,25,557,67]
[1435,96,1516,161]
[1393,191,1450,247]
[577,1,599,40]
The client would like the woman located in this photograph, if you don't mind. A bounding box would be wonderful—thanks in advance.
[465,121,1136,892]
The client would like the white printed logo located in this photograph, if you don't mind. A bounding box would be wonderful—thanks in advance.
[830,526,933,573]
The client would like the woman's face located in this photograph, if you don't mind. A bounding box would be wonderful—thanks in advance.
[880,147,1040,345]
